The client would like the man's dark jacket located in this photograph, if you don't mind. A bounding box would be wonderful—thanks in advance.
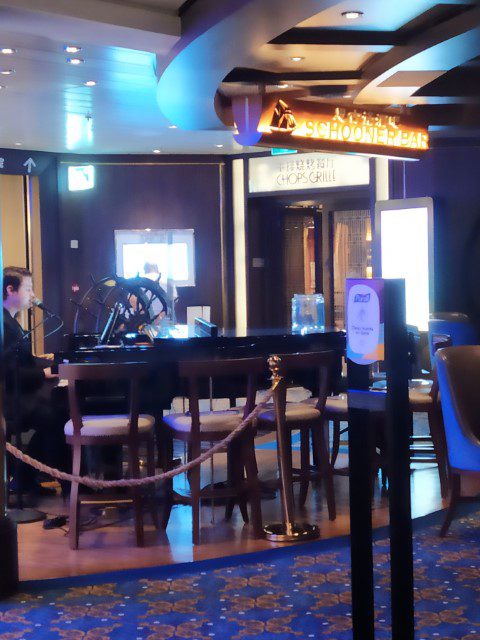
[3,309,46,422]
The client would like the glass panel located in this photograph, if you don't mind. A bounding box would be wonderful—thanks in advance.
[114,229,195,287]
[333,210,371,329]
[283,214,315,324]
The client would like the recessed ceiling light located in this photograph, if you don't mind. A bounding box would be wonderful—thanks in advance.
[67,57,84,65]
[215,144,224,148]
[1,48,16,55]
[84,80,96,86]
[153,149,161,154]
[65,45,82,53]
[341,10,363,19]
[14,142,22,146]
[290,56,304,62]
[168,124,177,129]
[0,69,14,75]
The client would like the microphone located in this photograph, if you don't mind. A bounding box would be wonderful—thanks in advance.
[32,298,64,338]
[33,298,55,316]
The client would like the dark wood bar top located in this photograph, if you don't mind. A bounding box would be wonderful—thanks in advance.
[63,325,345,357]
[59,327,346,410]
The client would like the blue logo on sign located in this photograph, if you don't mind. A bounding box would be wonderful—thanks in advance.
[354,293,370,303]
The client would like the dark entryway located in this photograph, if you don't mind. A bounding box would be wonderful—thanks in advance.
[247,189,372,329]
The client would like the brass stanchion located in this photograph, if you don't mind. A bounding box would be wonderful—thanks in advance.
[263,355,319,542]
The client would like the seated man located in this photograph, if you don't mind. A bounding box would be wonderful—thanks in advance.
[3,266,68,496]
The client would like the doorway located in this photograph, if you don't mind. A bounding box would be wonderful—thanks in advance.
[247,190,372,330]
[282,207,322,326]
[247,201,323,329]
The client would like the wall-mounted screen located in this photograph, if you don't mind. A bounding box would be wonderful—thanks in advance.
[114,229,195,287]
[375,197,433,331]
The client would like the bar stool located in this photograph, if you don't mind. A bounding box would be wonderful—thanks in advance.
[436,345,480,535]
[256,351,336,519]
[428,313,477,368]
[59,362,158,550]
[306,337,450,496]
[161,357,265,545]
[407,334,452,498]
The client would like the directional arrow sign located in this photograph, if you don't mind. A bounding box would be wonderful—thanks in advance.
[23,157,36,173]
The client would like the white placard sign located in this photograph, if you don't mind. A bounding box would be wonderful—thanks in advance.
[248,152,370,194]
[346,278,384,365]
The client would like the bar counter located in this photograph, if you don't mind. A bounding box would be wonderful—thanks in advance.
[59,326,346,410]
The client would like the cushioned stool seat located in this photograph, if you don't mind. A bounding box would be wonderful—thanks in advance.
[163,409,242,434]
[64,414,154,437]
[257,403,321,425]
[408,387,437,408]
[302,395,348,415]
[325,395,348,415]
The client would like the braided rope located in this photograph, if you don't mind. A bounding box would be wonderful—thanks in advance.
[5,389,274,489]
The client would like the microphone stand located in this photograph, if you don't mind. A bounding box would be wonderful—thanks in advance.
[7,310,63,524]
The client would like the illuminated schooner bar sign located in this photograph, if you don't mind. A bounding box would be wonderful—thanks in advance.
[254,97,429,159]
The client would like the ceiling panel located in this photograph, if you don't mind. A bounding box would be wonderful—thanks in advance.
[378,70,446,87]
[114,0,184,10]
[297,0,471,31]
[247,44,379,73]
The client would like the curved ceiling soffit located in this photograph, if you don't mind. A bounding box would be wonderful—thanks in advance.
[156,0,343,131]
[355,7,480,106]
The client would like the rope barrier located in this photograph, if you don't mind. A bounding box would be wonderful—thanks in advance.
[5,389,274,489]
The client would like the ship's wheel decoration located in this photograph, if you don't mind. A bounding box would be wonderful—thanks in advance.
[72,275,168,335]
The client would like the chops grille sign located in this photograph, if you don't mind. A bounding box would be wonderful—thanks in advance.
[256,97,429,159]
[248,152,369,194]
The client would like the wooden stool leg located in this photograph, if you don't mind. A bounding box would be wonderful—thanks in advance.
[146,434,160,529]
[440,473,461,537]
[428,407,449,499]
[242,432,263,538]
[299,428,310,508]
[154,413,169,469]
[236,441,250,524]
[160,432,174,530]
[69,444,82,550]
[190,442,201,546]
[312,423,336,521]
[225,440,248,523]
[330,419,341,467]
[128,440,144,547]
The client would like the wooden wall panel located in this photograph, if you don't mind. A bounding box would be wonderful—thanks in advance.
[0,174,26,269]
[57,161,225,334]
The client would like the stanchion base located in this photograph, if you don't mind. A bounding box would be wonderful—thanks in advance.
[264,522,320,542]
[8,508,46,525]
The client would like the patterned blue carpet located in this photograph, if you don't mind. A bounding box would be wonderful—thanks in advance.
[1,507,479,639]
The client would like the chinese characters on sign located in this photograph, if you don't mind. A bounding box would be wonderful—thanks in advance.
[248,152,370,193]
[276,155,335,187]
